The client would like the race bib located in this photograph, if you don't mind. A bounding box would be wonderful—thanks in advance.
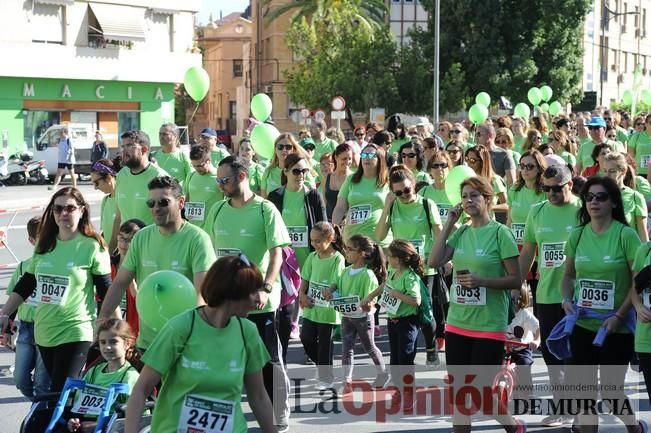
[331,296,363,318]
[347,204,372,225]
[451,282,486,305]
[643,289,651,309]
[185,202,205,221]
[641,155,651,169]
[287,226,308,248]
[379,286,401,315]
[541,242,566,268]
[409,239,425,257]
[307,282,330,307]
[577,279,615,310]
[178,394,234,433]
[216,248,242,258]
[34,274,70,305]
[71,384,107,416]
[438,204,451,222]
[511,223,525,246]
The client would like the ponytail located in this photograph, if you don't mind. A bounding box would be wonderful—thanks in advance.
[388,239,425,278]
[331,224,345,255]
[407,253,425,278]
[349,235,387,285]
[312,221,344,254]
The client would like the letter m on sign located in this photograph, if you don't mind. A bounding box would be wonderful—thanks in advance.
[23,83,35,97]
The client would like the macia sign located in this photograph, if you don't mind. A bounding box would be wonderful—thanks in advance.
[22,83,166,100]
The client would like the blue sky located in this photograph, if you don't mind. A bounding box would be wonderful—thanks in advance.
[199,0,250,24]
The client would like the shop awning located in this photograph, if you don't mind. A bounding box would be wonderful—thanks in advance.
[89,2,146,42]
[34,0,74,5]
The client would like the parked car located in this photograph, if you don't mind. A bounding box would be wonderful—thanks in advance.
[31,124,94,177]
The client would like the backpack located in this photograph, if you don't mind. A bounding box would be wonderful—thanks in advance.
[417,276,434,324]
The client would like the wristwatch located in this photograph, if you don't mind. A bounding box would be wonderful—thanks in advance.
[261,283,273,294]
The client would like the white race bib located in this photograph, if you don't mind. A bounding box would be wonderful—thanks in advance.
[379,286,401,315]
[451,282,486,305]
[409,239,425,258]
[307,282,330,307]
[331,296,363,318]
[578,279,615,310]
[71,384,107,416]
[34,274,70,305]
[347,204,372,225]
[216,248,242,258]
[641,155,651,169]
[511,223,525,246]
[178,394,235,433]
[287,226,308,248]
[185,202,205,221]
[643,289,651,309]
[438,204,451,222]
[541,242,566,268]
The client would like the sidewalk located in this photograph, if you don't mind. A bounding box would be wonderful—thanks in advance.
[0,183,103,213]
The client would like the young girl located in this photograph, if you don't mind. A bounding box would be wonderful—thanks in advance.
[65,319,139,432]
[506,287,540,399]
[363,240,422,409]
[324,235,389,394]
[298,222,346,390]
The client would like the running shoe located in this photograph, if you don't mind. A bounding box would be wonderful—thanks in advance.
[276,424,289,433]
[426,349,440,368]
[639,420,649,433]
[372,372,390,389]
[540,415,563,427]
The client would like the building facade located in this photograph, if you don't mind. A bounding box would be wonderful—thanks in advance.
[0,0,201,155]
[387,0,429,46]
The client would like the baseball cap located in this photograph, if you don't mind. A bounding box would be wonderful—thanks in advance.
[200,128,217,137]
[299,138,315,149]
[586,116,606,128]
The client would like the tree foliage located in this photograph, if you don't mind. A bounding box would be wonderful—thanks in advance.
[264,0,387,31]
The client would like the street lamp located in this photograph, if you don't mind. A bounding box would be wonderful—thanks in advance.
[599,2,639,105]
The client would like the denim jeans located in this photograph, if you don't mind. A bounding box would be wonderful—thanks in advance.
[14,321,51,399]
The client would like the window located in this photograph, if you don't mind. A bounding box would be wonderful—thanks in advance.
[635,6,640,27]
[31,3,64,44]
[24,111,61,149]
[150,12,172,52]
[233,59,243,77]
[118,112,140,141]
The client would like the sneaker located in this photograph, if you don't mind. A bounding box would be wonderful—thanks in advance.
[426,349,440,368]
[290,323,300,340]
[540,415,563,427]
[372,372,390,389]
[341,381,353,395]
[316,381,335,391]
[374,325,381,337]
[639,420,649,433]
[570,423,581,433]
[514,419,527,433]
[276,424,289,433]
[436,337,446,351]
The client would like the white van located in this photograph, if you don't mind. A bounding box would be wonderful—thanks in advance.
[32,124,95,176]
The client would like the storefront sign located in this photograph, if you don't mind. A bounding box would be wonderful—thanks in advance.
[21,81,166,101]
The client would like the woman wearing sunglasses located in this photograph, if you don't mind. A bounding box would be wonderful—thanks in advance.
[376,166,443,367]
[547,130,576,174]
[561,176,645,433]
[465,145,508,220]
[495,128,521,165]
[397,142,431,185]
[0,188,111,392]
[522,129,543,153]
[90,158,120,247]
[445,141,465,167]
[320,144,354,221]
[529,115,549,144]
[261,133,314,198]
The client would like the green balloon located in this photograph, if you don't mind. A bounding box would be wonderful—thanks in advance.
[513,102,531,120]
[136,271,197,333]
[540,103,549,113]
[540,85,553,102]
[623,89,634,106]
[251,93,273,122]
[527,87,542,106]
[549,101,562,116]
[475,92,491,107]
[183,66,210,102]
[251,123,280,160]
[641,89,651,105]
[445,165,476,205]
[468,103,488,124]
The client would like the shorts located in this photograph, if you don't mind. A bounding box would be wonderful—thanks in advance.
[57,163,74,170]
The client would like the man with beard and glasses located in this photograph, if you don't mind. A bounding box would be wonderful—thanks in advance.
[108,130,169,250]
[203,156,292,433]
[99,176,215,352]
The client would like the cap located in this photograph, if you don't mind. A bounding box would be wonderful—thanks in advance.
[544,154,567,167]
[299,137,315,149]
[415,117,430,127]
[586,116,606,128]
[200,128,217,137]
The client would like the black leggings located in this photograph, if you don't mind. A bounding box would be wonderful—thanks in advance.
[638,352,651,403]
[276,303,294,364]
[38,341,92,392]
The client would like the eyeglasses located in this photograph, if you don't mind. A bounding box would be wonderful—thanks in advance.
[606,135,617,140]
[636,123,644,127]
[393,186,412,197]
[401,152,417,159]
[588,126,602,131]
[360,152,377,160]
[467,157,479,164]
[431,162,448,169]
[541,182,569,193]
[447,148,461,154]
[291,168,310,176]
[276,144,293,151]
[451,129,462,134]
[146,198,171,208]
[53,204,80,214]
[604,117,612,121]
[584,192,610,202]
[519,163,537,171]
[216,175,235,186]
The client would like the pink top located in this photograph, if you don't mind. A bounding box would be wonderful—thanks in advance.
[445,323,506,342]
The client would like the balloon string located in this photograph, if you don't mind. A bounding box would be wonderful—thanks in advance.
[180,102,201,142]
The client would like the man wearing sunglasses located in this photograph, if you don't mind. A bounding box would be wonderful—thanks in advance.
[576,116,625,175]
[603,109,629,146]
[151,123,193,187]
[518,164,580,427]
[309,120,338,161]
[476,124,516,187]
[100,175,216,351]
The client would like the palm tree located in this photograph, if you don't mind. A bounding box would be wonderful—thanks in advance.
[262,0,388,31]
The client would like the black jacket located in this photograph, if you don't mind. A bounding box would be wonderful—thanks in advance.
[267,187,327,252]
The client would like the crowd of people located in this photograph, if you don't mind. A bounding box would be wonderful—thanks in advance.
[0,108,650,433]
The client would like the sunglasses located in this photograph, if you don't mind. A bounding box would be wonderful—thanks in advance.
[216,175,235,186]
[355,133,364,137]
[533,136,542,140]
[393,186,412,197]
[276,144,293,151]
[451,129,461,134]
[447,149,461,154]
[636,123,644,127]
[53,204,80,214]
[519,163,537,171]
[146,198,172,208]
[438,128,447,132]
[431,162,448,169]
[401,152,417,159]
[291,168,310,176]
[542,182,569,193]
[584,192,610,202]
[604,117,612,121]
[495,139,509,145]
[360,152,377,160]
[588,126,602,131]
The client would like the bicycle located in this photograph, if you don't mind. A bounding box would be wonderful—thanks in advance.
[492,339,530,407]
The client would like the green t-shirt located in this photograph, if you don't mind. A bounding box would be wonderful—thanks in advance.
[336,265,378,300]
[513,136,526,154]
[415,170,432,184]
[247,162,264,193]
[632,243,651,352]
[419,184,453,224]
[577,139,624,169]
[523,197,581,304]
[204,196,290,314]
[507,184,547,245]
[446,221,519,332]
[616,125,629,145]
[314,137,338,161]
[383,269,420,319]
[389,196,441,274]
[6,258,36,322]
[153,149,192,186]
[629,131,651,175]
[72,361,139,414]
[122,223,216,349]
[211,148,230,167]
[620,185,647,227]
[115,164,169,225]
[301,251,345,324]
[510,150,522,165]
[390,137,411,155]
[559,150,576,167]
[282,189,310,268]
[27,236,111,346]
[339,175,392,247]
[184,171,223,230]
[565,221,641,333]
[100,194,116,244]
[143,310,270,433]
[635,175,651,200]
